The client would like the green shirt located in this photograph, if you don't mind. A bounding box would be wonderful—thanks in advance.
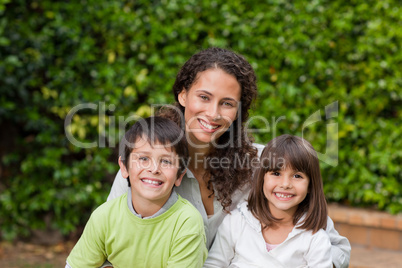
[67,193,207,268]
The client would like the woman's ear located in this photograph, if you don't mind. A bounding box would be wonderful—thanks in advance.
[118,156,129,178]
[178,89,187,107]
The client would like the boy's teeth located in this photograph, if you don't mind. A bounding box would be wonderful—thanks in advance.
[275,193,293,198]
[199,120,219,130]
[142,179,162,185]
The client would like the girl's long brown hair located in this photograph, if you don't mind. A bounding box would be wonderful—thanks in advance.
[248,134,328,233]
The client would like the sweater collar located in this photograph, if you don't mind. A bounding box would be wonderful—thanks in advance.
[237,202,307,238]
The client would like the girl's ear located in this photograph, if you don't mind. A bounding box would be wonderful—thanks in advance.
[178,89,187,107]
[118,156,129,178]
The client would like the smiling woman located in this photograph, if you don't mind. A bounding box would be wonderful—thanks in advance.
[177,68,241,147]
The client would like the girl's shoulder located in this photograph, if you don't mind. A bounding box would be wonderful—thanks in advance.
[232,201,261,232]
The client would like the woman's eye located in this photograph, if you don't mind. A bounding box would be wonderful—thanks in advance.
[139,156,149,161]
[223,101,234,107]
[200,95,209,101]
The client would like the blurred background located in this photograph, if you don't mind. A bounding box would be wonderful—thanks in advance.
[0,0,401,267]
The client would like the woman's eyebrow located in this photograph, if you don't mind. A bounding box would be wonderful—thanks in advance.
[195,89,213,96]
[196,89,239,102]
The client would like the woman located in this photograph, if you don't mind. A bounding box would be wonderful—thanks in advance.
[108,47,350,268]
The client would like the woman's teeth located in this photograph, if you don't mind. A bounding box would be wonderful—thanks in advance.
[199,120,219,130]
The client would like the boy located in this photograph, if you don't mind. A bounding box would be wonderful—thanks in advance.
[66,116,207,268]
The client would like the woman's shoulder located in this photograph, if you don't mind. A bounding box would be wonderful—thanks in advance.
[252,143,265,157]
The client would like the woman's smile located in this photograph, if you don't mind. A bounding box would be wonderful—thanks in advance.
[178,68,241,147]
[198,118,221,132]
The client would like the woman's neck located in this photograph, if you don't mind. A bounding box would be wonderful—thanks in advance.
[187,143,210,176]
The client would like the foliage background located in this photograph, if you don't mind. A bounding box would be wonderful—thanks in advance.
[0,0,400,241]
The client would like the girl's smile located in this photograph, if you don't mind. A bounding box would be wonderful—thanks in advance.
[263,167,310,217]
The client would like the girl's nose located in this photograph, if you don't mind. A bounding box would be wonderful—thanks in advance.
[280,177,292,189]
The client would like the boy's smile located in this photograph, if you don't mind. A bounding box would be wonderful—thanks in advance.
[119,137,185,217]
[141,178,163,186]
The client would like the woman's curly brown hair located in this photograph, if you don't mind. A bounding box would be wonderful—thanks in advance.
[159,47,258,211]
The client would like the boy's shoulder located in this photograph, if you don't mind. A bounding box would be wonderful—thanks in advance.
[169,195,204,229]
[173,195,203,219]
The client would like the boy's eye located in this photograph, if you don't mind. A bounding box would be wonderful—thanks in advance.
[161,159,173,165]
[139,156,149,161]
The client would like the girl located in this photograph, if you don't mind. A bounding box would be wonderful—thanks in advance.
[204,134,333,268]
[107,48,350,267]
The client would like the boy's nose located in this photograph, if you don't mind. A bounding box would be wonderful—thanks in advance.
[149,160,161,174]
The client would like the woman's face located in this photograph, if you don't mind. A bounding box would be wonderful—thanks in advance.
[178,68,241,148]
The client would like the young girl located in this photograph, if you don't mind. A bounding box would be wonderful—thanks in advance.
[204,134,333,268]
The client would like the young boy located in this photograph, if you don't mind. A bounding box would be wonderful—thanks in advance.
[66,116,207,268]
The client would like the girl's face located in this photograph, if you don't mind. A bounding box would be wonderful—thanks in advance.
[263,166,310,218]
[178,68,241,147]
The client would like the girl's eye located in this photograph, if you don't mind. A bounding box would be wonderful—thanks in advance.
[271,172,280,176]
[200,95,209,101]
[294,174,303,179]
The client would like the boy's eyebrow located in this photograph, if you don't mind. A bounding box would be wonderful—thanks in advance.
[132,151,176,158]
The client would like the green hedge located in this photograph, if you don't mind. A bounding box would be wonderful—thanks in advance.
[0,0,400,240]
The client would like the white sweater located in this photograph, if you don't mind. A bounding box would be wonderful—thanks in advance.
[204,202,333,268]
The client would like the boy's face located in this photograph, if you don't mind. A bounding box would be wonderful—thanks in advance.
[119,137,185,210]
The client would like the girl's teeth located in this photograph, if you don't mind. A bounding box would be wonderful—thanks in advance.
[199,120,219,130]
[275,193,293,198]
[142,179,162,186]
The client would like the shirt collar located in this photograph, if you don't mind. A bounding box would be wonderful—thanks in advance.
[127,187,178,219]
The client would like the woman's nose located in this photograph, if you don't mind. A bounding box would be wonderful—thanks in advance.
[206,103,221,121]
